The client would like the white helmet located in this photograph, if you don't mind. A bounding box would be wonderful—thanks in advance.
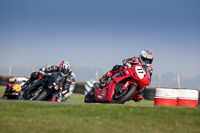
[139,49,153,64]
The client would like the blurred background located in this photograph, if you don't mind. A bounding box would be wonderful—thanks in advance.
[0,0,200,89]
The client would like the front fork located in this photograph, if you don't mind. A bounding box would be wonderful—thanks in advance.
[51,91,63,102]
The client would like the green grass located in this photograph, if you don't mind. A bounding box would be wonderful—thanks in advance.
[0,86,200,133]
[0,86,5,96]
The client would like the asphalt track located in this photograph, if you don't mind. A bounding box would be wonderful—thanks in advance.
[2,99,200,108]
[0,99,154,107]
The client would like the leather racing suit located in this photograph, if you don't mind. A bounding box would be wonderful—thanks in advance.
[23,65,76,101]
[99,57,153,102]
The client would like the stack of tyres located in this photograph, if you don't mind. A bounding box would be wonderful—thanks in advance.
[154,88,177,107]
[177,89,199,108]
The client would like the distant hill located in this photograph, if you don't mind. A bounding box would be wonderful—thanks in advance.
[151,72,200,90]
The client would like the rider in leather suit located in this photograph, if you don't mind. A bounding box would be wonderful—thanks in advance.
[22,61,76,101]
[99,49,153,102]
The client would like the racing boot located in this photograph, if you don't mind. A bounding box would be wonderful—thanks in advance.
[99,71,113,88]
[99,75,108,88]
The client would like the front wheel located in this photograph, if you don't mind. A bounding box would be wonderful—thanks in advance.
[34,89,48,101]
[84,89,96,103]
[112,85,137,104]
[25,88,48,101]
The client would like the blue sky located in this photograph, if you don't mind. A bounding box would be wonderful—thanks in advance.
[0,0,200,85]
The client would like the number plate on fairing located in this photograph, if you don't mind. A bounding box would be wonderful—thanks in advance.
[135,66,145,79]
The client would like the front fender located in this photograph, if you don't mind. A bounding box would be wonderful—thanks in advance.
[122,81,138,90]
[107,80,117,102]
[127,81,142,97]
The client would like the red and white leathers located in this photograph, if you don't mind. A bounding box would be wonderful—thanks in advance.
[99,57,153,102]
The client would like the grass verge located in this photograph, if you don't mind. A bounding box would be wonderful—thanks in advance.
[0,101,200,133]
[0,86,200,133]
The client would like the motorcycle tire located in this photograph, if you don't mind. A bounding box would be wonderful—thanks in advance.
[34,89,48,101]
[112,85,137,104]
[84,89,96,103]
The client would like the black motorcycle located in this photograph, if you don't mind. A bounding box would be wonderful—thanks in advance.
[23,72,65,102]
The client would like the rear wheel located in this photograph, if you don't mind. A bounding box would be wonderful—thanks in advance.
[84,89,96,103]
[112,85,137,104]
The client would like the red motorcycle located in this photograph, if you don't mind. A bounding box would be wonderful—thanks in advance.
[84,62,151,104]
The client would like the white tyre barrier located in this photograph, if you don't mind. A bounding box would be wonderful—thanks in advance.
[84,80,97,95]
[177,89,199,108]
[155,88,178,98]
[154,88,177,107]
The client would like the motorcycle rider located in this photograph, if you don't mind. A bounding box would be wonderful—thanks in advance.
[99,49,153,102]
[22,61,76,101]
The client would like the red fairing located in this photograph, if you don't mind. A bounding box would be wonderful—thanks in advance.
[107,69,132,102]
[134,65,150,87]
[107,80,116,102]
[94,62,151,103]
[95,86,110,103]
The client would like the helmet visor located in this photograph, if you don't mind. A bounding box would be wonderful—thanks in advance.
[141,57,153,64]
[61,68,70,76]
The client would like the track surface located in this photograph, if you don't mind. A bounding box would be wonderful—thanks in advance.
[0,99,154,107]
